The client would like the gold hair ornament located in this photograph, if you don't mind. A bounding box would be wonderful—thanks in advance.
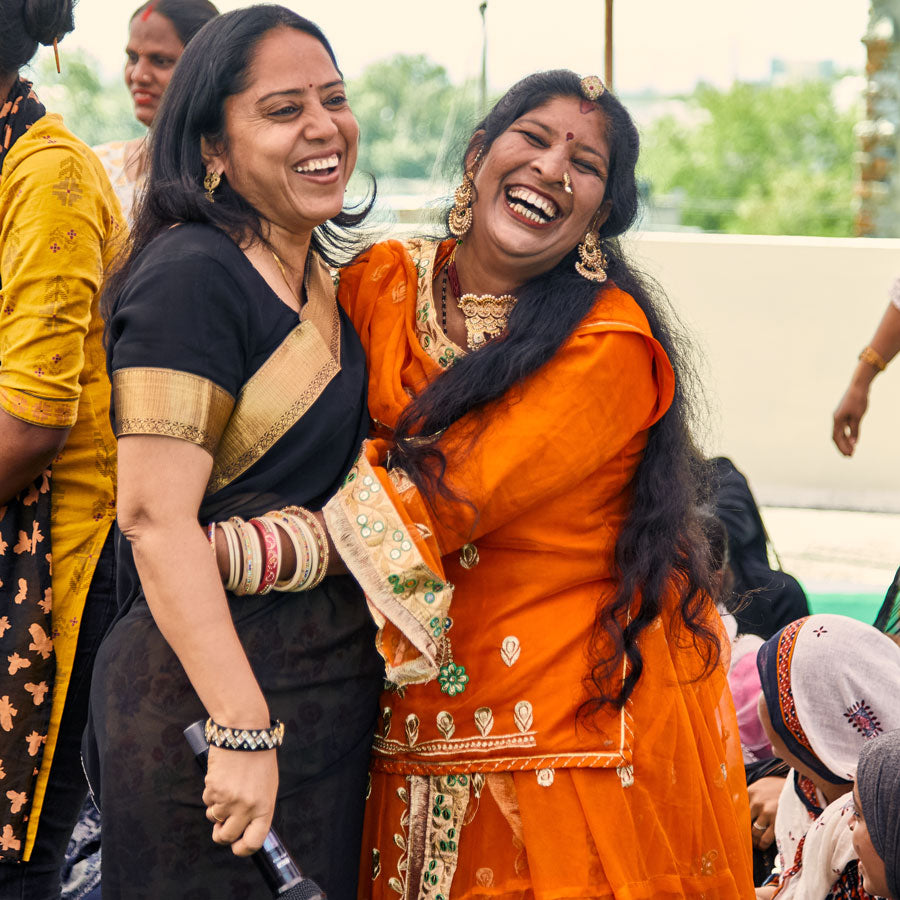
[580,75,605,101]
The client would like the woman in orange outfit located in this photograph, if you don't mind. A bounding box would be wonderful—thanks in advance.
[209,69,752,897]
[321,70,754,899]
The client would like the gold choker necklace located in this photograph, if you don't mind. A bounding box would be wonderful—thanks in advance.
[446,258,517,349]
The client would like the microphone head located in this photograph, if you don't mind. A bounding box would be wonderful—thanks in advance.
[278,879,326,900]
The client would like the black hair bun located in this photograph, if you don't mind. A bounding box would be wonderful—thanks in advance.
[23,0,75,47]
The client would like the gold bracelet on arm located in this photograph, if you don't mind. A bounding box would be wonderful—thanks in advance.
[859,346,887,373]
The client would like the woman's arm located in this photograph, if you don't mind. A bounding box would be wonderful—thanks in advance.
[832,300,900,456]
[0,408,68,504]
[0,141,114,500]
[117,433,276,856]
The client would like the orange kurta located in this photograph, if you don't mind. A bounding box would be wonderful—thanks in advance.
[326,239,753,900]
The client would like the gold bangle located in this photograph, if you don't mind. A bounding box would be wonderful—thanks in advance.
[859,346,887,372]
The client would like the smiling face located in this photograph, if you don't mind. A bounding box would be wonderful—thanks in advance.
[850,783,892,898]
[466,95,611,283]
[125,11,185,127]
[204,27,358,241]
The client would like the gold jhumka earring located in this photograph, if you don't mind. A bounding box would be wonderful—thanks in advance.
[448,150,484,238]
[204,171,221,203]
[448,169,475,237]
[575,229,607,283]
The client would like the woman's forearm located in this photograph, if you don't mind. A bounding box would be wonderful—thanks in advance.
[0,407,69,504]
[127,516,269,729]
[852,301,900,390]
[211,509,347,589]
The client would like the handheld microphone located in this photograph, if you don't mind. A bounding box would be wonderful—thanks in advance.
[184,720,326,900]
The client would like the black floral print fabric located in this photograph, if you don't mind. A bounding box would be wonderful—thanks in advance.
[0,470,53,861]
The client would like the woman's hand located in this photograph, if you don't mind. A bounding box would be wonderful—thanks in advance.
[203,747,278,856]
[832,382,869,456]
[748,775,784,851]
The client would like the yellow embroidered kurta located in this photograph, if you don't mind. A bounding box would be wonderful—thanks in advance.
[0,114,121,857]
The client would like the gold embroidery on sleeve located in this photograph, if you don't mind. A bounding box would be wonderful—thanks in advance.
[113,367,234,455]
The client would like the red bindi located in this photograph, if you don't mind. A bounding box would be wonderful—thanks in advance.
[140,1,155,20]
[566,132,574,142]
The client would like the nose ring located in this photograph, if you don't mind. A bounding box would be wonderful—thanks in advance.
[563,172,573,195]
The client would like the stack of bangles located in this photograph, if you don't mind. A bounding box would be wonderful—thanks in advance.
[207,506,330,595]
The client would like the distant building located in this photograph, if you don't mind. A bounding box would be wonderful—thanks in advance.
[856,1,900,236]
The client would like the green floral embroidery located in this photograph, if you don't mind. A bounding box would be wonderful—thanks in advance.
[438,661,468,696]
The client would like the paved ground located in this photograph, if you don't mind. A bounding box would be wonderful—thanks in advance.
[761,506,900,595]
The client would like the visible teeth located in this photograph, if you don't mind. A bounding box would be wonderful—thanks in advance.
[293,154,339,173]
[509,202,547,223]
[506,186,558,220]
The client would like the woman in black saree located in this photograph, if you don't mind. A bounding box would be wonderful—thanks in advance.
[83,7,383,899]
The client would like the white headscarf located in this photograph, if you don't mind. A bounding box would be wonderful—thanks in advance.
[758,614,900,782]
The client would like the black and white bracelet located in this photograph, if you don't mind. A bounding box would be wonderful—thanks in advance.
[204,717,285,751]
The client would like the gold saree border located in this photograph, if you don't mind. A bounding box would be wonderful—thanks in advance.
[0,385,78,428]
[113,367,235,455]
[207,322,338,493]
[206,252,341,494]
[323,452,452,686]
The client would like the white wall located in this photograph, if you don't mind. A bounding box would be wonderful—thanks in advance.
[625,232,900,510]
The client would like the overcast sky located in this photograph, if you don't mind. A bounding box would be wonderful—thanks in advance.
[44,0,869,94]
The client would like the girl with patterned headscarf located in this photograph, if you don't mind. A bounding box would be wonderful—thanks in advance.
[754,615,900,898]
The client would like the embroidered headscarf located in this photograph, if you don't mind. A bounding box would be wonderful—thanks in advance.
[757,614,900,784]
[0,78,46,177]
[857,728,900,900]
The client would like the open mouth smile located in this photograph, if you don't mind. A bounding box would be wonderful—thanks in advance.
[505,186,560,224]
[292,153,340,176]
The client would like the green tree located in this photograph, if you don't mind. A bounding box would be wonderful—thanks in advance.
[33,51,142,147]
[639,78,859,236]
[349,54,477,182]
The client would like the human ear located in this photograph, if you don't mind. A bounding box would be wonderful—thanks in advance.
[592,198,613,231]
[200,135,226,174]
[464,131,487,174]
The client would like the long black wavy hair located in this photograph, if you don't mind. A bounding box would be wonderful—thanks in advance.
[103,4,374,318]
[0,0,74,76]
[391,70,720,713]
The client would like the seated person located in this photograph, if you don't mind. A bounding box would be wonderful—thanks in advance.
[754,615,900,899]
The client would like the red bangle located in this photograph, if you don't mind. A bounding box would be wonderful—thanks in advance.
[250,518,279,594]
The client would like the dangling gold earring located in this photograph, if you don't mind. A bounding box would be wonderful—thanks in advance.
[204,171,221,203]
[448,170,475,238]
[575,229,607,283]
[448,149,484,238]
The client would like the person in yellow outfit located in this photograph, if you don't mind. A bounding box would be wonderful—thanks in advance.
[0,0,121,895]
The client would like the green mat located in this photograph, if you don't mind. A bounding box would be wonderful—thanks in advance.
[805,592,883,624]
